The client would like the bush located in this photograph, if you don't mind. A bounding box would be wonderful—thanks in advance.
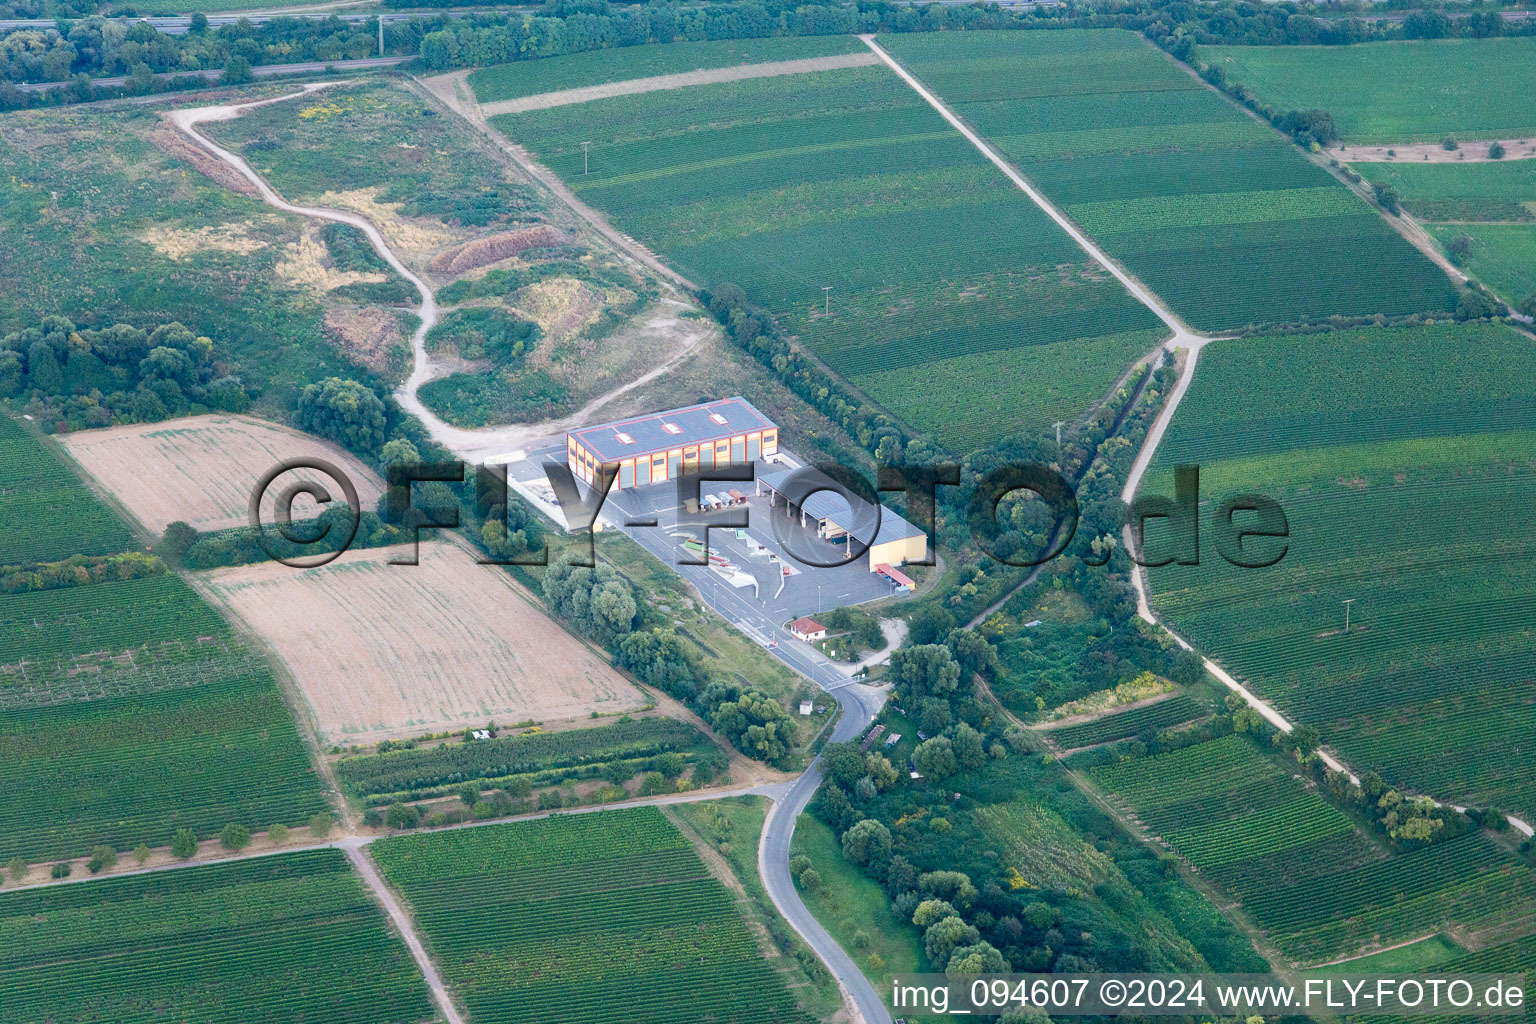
[171,828,198,859]
[133,844,152,865]
[221,55,253,85]
[1442,136,1460,151]
[6,856,26,882]
[385,802,422,830]
[268,823,291,844]
[309,812,334,839]
[1489,141,1507,160]
[51,862,71,879]
[1446,233,1474,266]
[1373,182,1401,216]
[86,845,118,874]
[220,823,252,851]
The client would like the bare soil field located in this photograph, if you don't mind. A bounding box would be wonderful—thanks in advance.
[58,413,385,536]
[201,539,646,743]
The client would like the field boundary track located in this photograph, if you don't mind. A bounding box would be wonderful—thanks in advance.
[478,52,879,114]
[860,34,1203,348]
[1116,336,1536,839]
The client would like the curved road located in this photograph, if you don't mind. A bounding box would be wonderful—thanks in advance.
[762,681,893,1024]
[172,82,895,1023]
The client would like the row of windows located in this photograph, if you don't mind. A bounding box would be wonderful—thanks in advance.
[567,429,778,489]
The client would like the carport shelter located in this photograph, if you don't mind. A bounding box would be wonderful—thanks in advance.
[756,467,927,570]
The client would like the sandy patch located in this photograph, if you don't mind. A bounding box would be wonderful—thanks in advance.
[1335,138,1536,163]
[57,413,385,536]
[514,276,595,335]
[202,539,646,743]
[324,306,407,372]
[276,224,388,293]
[139,221,271,261]
[315,186,456,258]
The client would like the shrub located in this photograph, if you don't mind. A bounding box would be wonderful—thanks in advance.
[220,823,252,851]
[268,823,291,844]
[171,828,198,859]
[51,862,72,879]
[310,812,334,839]
[1442,136,1459,151]
[385,803,422,830]
[132,844,152,865]
[1489,141,1507,160]
[6,856,26,882]
[86,845,118,873]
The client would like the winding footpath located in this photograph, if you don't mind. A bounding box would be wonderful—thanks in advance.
[170,82,892,1024]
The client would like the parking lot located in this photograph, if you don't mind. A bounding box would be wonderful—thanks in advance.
[503,443,909,692]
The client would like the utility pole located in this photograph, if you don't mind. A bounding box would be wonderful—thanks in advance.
[582,142,591,175]
[1342,598,1355,633]
[1053,420,1066,445]
[822,285,832,316]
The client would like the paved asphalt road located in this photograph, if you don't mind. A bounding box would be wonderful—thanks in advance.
[761,680,893,1024]
[14,53,406,91]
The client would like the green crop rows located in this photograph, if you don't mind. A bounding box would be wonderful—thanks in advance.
[1047,693,1205,749]
[1356,159,1536,306]
[0,424,326,863]
[1095,736,1535,962]
[336,716,710,804]
[0,849,435,1024]
[879,30,1455,332]
[1205,37,1536,143]
[492,62,1162,452]
[0,417,132,563]
[469,35,865,103]
[372,807,815,1024]
[1144,324,1536,818]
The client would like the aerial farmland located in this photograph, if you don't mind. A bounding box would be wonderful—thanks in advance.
[3,2,1536,1022]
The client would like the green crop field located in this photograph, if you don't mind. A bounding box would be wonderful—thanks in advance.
[469,35,866,103]
[1204,38,1536,143]
[879,30,1456,332]
[335,716,712,805]
[0,420,326,863]
[1144,324,1536,818]
[1095,736,1536,962]
[0,416,132,563]
[0,848,436,1024]
[1356,158,1536,223]
[1354,159,1536,306]
[1046,693,1206,749]
[493,63,1163,451]
[0,572,328,862]
[371,807,816,1024]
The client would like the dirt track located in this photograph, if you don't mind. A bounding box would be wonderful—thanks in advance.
[1335,138,1536,163]
[478,52,879,114]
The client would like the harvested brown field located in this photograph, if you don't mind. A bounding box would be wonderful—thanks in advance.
[428,225,570,275]
[201,539,646,743]
[57,413,384,535]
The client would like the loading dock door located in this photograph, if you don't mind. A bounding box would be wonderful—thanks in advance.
[619,461,634,489]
